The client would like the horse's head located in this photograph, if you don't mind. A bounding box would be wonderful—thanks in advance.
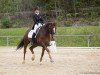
[45,22,56,34]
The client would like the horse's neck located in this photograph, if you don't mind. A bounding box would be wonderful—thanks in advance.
[42,26,50,39]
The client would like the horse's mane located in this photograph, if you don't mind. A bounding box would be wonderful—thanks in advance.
[43,22,56,28]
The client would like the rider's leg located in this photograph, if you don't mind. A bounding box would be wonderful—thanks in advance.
[32,33,36,43]
[32,24,38,44]
[32,23,42,44]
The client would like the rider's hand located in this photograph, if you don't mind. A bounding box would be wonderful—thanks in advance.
[43,24,45,26]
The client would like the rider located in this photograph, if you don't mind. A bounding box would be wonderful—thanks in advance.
[32,7,44,43]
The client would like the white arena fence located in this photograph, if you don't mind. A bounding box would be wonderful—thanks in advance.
[0,34,100,47]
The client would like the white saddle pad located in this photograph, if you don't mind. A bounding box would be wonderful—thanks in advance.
[28,30,34,38]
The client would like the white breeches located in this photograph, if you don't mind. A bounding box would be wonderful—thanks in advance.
[28,23,42,38]
[33,23,42,33]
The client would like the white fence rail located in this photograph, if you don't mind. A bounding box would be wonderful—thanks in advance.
[0,34,100,47]
[0,36,22,46]
[55,34,100,47]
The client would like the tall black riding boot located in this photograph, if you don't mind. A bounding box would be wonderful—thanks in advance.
[32,33,36,44]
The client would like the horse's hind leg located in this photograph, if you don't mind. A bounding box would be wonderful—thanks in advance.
[29,45,37,61]
[22,45,27,64]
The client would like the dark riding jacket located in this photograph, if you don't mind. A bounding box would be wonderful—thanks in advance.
[32,13,43,29]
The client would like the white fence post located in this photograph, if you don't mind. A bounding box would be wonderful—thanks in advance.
[87,35,93,47]
[7,36,9,46]
[87,35,90,47]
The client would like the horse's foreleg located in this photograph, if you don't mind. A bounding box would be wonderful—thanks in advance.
[22,46,27,64]
[40,48,45,64]
[29,45,37,61]
[42,43,54,63]
[46,48,54,63]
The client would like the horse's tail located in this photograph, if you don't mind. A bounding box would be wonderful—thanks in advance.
[16,38,24,50]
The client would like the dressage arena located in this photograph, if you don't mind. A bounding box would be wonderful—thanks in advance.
[0,47,100,75]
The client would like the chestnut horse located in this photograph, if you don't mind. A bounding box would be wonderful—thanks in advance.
[16,22,56,64]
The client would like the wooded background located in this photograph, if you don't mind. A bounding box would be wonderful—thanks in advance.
[0,0,100,28]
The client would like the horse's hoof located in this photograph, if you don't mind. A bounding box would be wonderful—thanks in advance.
[50,60,54,63]
[39,62,42,65]
[22,61,25,64]
[31,57,35,61]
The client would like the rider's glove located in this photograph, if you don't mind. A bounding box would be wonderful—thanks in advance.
[43,24,45,26]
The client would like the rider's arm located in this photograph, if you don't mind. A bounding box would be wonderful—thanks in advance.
[33,14,38,24]
[39,15,44,24]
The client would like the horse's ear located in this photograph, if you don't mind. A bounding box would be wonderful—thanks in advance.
[45,23,50,28]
